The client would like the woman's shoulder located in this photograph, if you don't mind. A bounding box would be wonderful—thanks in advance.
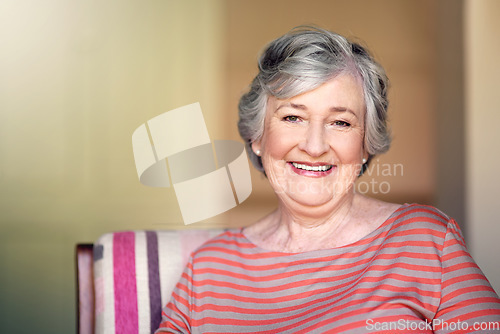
[354,196,453,233]
[395,203,451,220]
[388,203,456,234]
[190,228,255,257]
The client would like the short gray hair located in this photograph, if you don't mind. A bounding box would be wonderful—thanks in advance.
[238,26,391,172]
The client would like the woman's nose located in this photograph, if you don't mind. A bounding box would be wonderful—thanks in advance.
[298,123,329,157]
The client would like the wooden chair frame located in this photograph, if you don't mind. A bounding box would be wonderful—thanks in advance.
[76,244,95,334]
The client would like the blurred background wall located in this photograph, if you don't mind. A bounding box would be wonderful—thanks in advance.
[0,0,498,333]
[465,0,500,296]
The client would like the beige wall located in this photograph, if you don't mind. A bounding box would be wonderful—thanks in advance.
[1,1,497,333]
[0,0,226,332]
[465,0,500,293]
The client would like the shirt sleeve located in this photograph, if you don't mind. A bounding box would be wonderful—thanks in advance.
[433,219,500,333]
[155,256,194,334]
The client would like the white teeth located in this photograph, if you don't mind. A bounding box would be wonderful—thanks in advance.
[292,162,333,172]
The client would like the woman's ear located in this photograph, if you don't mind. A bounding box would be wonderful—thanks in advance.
[363,153,369,164]
[361,147,369,163]
[251,140,262,156]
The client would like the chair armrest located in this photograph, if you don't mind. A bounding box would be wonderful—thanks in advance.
[76,244,95,334]
[79,229,224,333]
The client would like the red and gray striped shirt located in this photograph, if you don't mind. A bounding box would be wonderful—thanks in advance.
[157,204,500,333]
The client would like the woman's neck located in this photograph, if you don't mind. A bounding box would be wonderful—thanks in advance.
[243,194,400,253]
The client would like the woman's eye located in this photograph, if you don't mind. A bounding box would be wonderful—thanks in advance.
[333,120,351,127]
[283,115,301,122]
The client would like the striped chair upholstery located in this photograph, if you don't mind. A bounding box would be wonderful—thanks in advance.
[93,229,223,334]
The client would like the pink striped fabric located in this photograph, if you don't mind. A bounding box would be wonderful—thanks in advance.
[93,229,223,334]
[113,232,139,334]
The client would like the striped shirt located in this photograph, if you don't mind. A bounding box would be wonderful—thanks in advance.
[156,204,500,333]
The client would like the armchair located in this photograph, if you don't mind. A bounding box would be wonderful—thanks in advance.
[75,229,223,334]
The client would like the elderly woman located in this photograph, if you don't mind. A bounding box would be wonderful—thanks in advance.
[156,27,500,333]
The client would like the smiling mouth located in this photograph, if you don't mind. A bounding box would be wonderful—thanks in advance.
[291,162,334,172]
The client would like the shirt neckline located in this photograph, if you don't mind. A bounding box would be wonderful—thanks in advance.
[238,203,410,255]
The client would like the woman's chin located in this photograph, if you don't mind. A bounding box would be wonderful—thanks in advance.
[282,191,335,209]
[274,181,355,211]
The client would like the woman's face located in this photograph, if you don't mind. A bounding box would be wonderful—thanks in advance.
[252,74,368,212]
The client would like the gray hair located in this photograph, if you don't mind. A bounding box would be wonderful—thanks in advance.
[238,26,391,173]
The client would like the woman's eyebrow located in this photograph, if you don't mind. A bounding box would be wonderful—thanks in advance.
[276,102,357,117]
[330,107,357,117]
[275,102,307,112]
